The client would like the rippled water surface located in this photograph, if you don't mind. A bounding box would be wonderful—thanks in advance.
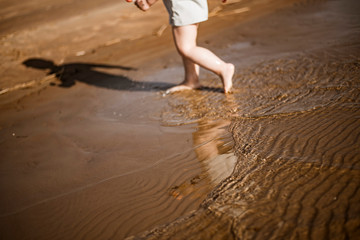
[138,0,360,239]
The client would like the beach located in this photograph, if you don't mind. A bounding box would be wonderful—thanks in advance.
[0,0,359,239]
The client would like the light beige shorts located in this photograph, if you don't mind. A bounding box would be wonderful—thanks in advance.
[162,0,208,26]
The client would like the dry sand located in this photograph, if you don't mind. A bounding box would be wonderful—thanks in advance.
[0,0,359,239]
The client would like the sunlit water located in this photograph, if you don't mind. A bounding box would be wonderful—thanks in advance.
[138,0,360,239]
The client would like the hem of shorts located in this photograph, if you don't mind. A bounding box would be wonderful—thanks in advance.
[170,18,208,27]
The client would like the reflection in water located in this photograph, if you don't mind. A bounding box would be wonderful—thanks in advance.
[168,119,237,200]
[193,120,237,185]
[164,86,241,200]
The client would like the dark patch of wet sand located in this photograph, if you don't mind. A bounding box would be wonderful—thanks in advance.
[0,0,360,239]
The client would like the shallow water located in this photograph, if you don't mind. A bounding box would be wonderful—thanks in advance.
[150,54,360,239]
[136,0,360,238]
[0,0,359,239]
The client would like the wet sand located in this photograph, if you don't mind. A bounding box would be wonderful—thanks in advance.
[1,0,360,239]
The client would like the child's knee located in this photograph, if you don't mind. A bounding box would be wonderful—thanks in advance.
[177,45,193,58]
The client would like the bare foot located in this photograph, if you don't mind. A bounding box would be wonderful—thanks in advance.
[165,82,202,95]
[220,63,235,94]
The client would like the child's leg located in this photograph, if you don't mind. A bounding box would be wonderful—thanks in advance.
[172,24,234,93]
[166,56,201,93]
[183,56,200,87]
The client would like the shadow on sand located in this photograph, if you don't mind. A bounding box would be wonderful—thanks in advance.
[23,58,224,93]
[22,58,176,92]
